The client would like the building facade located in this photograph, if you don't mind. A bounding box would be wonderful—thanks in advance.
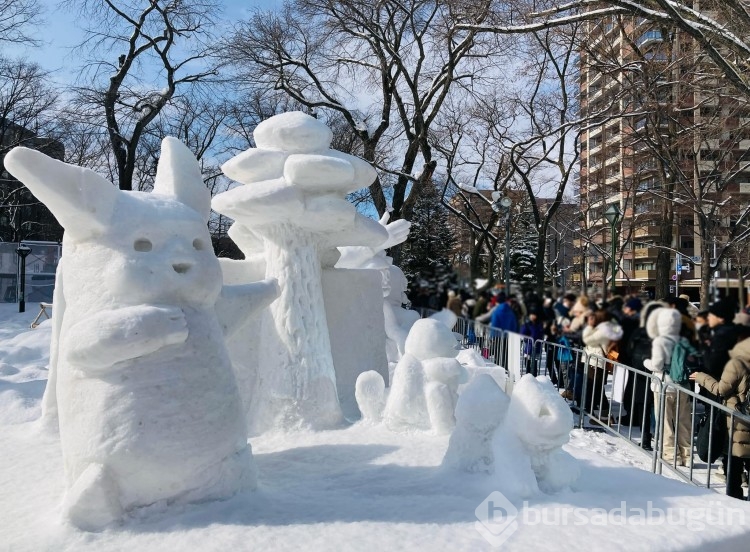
[575,10,750,301]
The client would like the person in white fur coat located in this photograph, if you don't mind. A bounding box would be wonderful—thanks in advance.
[582,309,623,419]
[644,307,692,465]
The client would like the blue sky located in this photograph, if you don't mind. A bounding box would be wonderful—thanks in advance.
[7,0,283,76]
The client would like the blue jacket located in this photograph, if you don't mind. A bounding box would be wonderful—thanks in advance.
[520,319,545,355]
[490,302,519,336]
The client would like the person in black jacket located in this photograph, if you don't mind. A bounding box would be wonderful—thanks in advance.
[702,298,738,401]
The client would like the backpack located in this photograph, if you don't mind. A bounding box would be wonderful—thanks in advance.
[667,336,703,385]
[627,327,652,373]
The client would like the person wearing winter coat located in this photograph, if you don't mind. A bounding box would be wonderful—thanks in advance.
[520,310,545,377]
[644,307,692,466]
[623,300,667,450]
[582,309,624,420]
[691,332,750,499]
[490,294,519,336]
[702,299,739,402]
[446,290,463,317]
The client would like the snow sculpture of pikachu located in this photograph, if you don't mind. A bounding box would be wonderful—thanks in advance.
[5,138,279,531]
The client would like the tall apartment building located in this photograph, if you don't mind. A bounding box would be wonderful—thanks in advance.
[575,10,750,301]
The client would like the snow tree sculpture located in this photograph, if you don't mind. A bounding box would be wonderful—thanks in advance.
[213,112,388,431]
[5,138,278,530]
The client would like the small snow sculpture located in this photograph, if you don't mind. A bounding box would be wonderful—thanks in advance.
[501,374,580,493]
[442,374,509,473]
[213,112,388,432]
[381,318,468,433]
[354,370,386,424]
[5,138,278,530]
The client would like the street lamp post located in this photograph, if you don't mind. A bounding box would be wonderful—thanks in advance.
[604,203,622,298]
[16,243,32,313]
[491,193,513,294]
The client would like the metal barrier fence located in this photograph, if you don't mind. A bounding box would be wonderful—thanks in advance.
[416,307,750,498]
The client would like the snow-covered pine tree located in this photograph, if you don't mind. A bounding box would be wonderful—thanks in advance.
[509,209,539,289]
[399,182,455,291]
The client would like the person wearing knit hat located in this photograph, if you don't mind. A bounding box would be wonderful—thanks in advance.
[709,297,737,323]
[679,294,699,317]
[623,297,642,315]
[703,298,739,399]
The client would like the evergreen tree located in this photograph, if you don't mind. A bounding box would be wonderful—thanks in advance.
[400,182,455,291]
[508,210,538,289]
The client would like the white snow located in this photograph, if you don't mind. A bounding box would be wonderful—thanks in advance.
[382,319,468,434]
[1,305,750,549]
[443,373,509,473]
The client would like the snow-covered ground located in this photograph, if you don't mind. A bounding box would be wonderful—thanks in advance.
[1,303,750,551]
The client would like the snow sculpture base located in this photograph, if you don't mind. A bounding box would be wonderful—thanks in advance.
[322,268,388,420]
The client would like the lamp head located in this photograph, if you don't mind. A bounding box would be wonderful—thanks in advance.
[604,203,622,225]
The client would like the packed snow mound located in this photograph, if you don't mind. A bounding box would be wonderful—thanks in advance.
[4,137,279,530]
[355,370,386,424]
[506,374,574,451]
[428,308,458,333]
[456,347,487,367]
[442,374,509,473]
[0,319,52,424]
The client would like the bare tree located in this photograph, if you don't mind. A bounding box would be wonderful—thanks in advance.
[437,23,589,297]
[65,0,221,190]
[221,0,498,224]
[0,0,41,45]
[0,57,61,241]
[461,1,750,100]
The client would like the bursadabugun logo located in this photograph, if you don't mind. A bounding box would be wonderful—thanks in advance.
[475,491,519,548]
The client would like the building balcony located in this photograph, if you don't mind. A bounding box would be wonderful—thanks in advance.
[633,247,660,259]
[636,30,663,48]
[634,269,657,280]
[634,226,661,238]
[605,174,621,186]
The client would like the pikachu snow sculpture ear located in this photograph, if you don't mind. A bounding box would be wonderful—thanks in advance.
[4,147,118,241]
[152,137,211,222]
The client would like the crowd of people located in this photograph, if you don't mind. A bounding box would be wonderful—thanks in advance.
[427,286,750,501]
